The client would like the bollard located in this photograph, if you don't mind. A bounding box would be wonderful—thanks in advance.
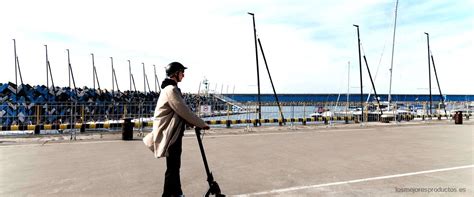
[122,118,133,140]
[80,123,86,133]
[302,104,306,125]
[455,111,463,125]
[226,104,231,128]
[34,125,40,135]
[226,120,231,128]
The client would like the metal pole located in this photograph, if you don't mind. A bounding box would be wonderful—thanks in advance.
[142,63,146,95]
[93,61,101,90]
[13,39,17,90]
[66,47,80,136]
[113,66,120,92]
[128,60,132,91]
[248,12,261,125]
[66,49,76,140]
[425,32,432,117]
[67,49,71,88]
[257,38,286,123]
[66,50,77,92]
[197,81,202,117]
[110,57,115,120]
[141,62,146,131]
[45,46,55,93]
[45,45,49,89]
[13,39,18,124]
[126,60,132,119]
[130,73,137,118]
[44,45,50,120]
[354,24,364,122]
[431,54,448,119]
[131,74,137,91]
[388,0,399,106]
[91,53,95,89]
[111,57,114,95]
[89,53,99,90]
[145,75,151,93]
[363,55,383,115]
[16,56,24,85]
[153,64,157,92]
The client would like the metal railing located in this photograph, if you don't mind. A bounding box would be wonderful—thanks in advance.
[0,101,472,132]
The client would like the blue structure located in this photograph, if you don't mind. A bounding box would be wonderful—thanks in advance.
[224,94,474,103]
[0,82,228,126]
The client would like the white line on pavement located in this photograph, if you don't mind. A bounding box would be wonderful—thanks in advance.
[235,164,474,196]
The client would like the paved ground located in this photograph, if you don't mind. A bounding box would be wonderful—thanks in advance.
[0,120,473,196]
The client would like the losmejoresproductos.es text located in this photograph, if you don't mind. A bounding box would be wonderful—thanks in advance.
[395,187,467,193]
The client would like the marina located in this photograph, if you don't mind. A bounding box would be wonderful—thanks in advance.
[1,0,473,196]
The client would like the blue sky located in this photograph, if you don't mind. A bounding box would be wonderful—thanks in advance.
[0,0,472,94]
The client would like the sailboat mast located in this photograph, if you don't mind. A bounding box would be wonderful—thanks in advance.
[388,0,399,106]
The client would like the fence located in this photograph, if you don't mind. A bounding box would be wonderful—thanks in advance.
[0,101,472,133]
[0,101,156,126]
[200,101,473,126]
[0,92,231,126]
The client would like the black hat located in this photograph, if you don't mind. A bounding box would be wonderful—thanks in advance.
[165,62,187,77]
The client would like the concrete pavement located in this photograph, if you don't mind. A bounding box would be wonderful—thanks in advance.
[0,121,472,196]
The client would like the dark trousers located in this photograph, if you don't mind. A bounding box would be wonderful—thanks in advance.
[162,130,184,197]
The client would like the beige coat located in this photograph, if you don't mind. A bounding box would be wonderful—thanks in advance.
[143,85,207,158]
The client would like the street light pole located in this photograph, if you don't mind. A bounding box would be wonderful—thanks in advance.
[425,32,432,117]
[354,24,363,122]
[248,12,261,125]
